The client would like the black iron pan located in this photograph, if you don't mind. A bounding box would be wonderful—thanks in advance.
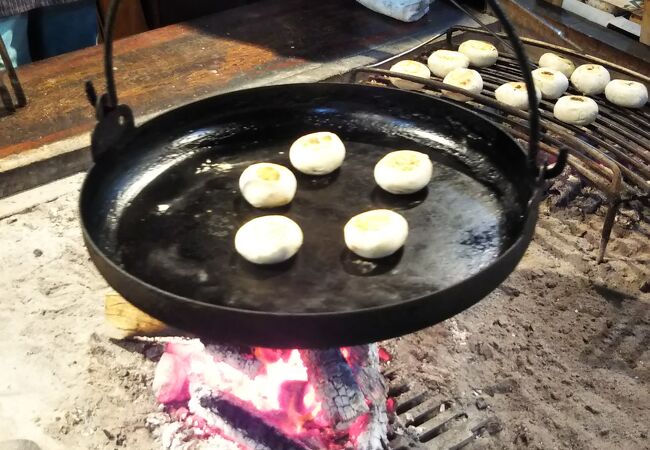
[80,0,566,348]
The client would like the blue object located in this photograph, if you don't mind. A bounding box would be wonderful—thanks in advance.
[0,0,96,68]
[0,13,30,67]
[29,0,97,60]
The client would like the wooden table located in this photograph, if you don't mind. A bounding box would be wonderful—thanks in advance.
[0,0,474,197]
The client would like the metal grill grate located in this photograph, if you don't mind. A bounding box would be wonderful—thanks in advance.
[345,26,649,261]
[385,368,499,449]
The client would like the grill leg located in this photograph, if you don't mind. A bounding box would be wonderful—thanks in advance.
[597,200,619,263]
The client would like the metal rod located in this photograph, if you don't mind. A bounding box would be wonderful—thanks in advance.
[480,64,650,160]
[598,201,618,263]
[0,75,16,112]
[0,34,26,107]
[476,103,619,192]
[595,109,650,147]
[366,32,447,69]
[104,0,122,109]
[484,0,540,173]
[508,128,611,193]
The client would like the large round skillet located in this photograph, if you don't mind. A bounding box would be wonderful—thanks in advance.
[80,0,565,348]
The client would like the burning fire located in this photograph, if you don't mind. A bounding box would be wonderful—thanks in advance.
[153,341,323,435]
[152,341,390,449]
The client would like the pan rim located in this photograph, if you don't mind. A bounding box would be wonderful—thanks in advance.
[80,82,538,320]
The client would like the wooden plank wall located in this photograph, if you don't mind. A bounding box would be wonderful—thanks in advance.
[541,0,650,46]
[503,0,649,74]
[642,4,650,44]
[97,0,149,39]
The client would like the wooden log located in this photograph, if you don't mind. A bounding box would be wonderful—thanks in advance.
[355,405,389,450]
[346,345,389,450]
[191,387,311,450]
[205,344,264,378]
[299,349,369,430]
[104,292,189,339]
[346,345,387,405]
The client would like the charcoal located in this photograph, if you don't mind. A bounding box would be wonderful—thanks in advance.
[355,406,389,450]
[582,194,603,214]
[300,349,369,429]
[347,345,389,450]
[347,345,388,404]
[191,386,310,450]
[552,174,583,208]
[205,344,263,378]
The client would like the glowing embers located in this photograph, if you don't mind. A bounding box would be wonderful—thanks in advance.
[152,341,389,449]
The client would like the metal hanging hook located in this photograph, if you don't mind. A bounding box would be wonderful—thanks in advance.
[483,0,541,175]
[86,0,135,161]
[103,0,122,109]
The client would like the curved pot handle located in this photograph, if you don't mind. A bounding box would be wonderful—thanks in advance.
[86,0,134,161]
[87,0,567,178]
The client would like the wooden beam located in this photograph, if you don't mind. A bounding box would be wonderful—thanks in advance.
[104,292,188,338]
[97,0,149,40]
[641,3,650,45]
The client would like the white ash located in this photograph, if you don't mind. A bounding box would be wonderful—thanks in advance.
[147,410,240,450]
[348,345,389,450]
[356,405,390,450]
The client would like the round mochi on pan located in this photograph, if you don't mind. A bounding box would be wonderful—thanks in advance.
[570,64,610,96]
[538,52,575,78]
[344,209,409,259]
[239,162,297,208]
[532,68,568,100]
[235,215,303,264]
[374,150,433,195]
[289,131,346,176]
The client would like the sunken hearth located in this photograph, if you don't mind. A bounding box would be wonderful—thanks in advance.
[145,342,501,450]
